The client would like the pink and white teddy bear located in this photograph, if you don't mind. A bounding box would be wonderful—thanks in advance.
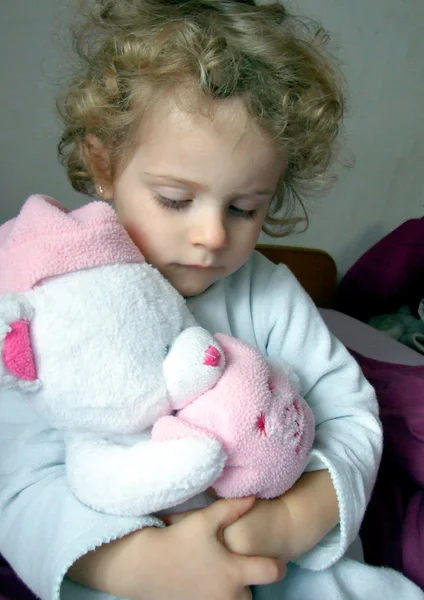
[0,195,315,516]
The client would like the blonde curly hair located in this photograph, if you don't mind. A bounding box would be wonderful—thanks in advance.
[57,0,345,235]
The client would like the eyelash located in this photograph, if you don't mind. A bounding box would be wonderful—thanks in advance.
[153,194,257,220]
[153,194,189,212]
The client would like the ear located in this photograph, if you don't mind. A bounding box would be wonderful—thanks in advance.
[84,134,114,200]
[0,294,41,393]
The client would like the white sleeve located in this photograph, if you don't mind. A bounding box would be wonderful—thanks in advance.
[0,391,162,600]
[262,265,382,571]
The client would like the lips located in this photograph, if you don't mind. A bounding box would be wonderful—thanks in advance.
[187,265,212,269]
[182,264,221,270]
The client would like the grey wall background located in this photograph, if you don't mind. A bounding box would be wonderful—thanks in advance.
[1,0,423,273]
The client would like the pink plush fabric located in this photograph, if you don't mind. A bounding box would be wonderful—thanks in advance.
[153,333,315,499]
[3,320,37,381]
[0,195,145,293]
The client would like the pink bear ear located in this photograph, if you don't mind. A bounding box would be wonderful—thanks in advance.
[0,294,41,392]
[3,320,37,381]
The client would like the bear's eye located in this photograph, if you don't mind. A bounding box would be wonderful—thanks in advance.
[164,344,170,356]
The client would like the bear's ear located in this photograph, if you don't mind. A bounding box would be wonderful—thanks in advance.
[0,294,41,392]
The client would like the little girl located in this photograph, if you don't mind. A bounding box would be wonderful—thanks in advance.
[0,1,422,599]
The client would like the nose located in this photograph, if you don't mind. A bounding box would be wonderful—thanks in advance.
[189,210,227,250]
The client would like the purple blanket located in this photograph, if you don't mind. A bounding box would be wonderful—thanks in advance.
[1,353,424,597]
[354,351,424,590]
[335,217,424,322]
[0,555,35,600]
[332,217,424,588]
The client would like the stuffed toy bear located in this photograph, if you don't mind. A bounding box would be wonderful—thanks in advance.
[0,195,315,516]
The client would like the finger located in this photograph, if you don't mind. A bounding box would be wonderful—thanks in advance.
[162,509,196,525]
[165,496,255,527]
[237,555,285,587]
[238,587,253,600]
[200,496,256,532]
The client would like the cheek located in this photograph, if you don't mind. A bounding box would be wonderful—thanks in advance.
[237,220,265,259]
[114,205,154,254]
[114,193,163,248]
[242,216,266,247]
[124,213,178,268]
[231,224,262,264]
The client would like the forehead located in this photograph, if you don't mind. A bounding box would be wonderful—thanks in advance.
[130,91,283,182]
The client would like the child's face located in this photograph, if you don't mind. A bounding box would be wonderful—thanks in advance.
[110,95,284,297]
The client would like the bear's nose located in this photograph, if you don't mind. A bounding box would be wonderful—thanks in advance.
[203,345,221,367]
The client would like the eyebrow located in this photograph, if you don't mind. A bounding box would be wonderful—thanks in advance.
[143,172,274,197]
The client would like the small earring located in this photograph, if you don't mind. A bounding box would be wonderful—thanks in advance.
[97,184,104,196]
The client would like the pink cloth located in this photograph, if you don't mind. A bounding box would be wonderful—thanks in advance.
[0,195,145,293]
[153,333,315,499]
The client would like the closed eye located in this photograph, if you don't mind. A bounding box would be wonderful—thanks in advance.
[153,194,191,211]
[229,205,257,220]
[154,193,257,220]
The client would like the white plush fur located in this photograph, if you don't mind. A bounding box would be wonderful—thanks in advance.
[27,263,185,433]
[66,431,226,515]
[0,262,228,515]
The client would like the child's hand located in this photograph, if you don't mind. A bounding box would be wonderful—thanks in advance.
[224,470,340,564]
[141,496,283,600]
[69,496,283,600]
[222,497,294,562]
[164,495,293,563]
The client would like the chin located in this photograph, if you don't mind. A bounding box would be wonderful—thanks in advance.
[173,278,214,298]
[178,284,210,298]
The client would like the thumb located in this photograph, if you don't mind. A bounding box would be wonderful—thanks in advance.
[203,496,256,532]
[238,555,286,587]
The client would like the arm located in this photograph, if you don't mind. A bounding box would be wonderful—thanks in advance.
[0,391,161,600]
[261,265,382,569]
[66,528,148,595]
[67,496,282,600]
[279,469,339,560]
[222,469,339,563]
[216,259,381,570]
